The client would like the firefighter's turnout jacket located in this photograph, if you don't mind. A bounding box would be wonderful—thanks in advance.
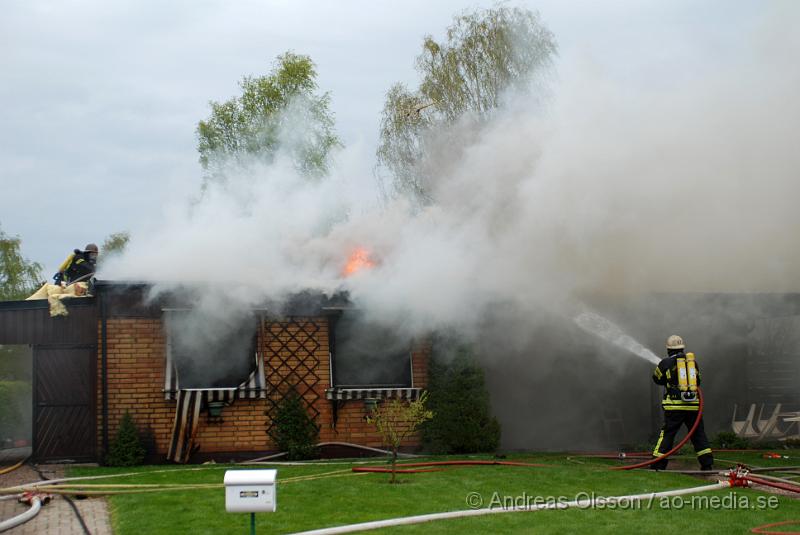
[53,250,95,285]
[652,351,700,411]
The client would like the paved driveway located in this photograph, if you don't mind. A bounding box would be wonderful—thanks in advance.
[0,449,112,534]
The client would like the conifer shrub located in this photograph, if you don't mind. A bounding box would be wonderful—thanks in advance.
[106,411,146,466]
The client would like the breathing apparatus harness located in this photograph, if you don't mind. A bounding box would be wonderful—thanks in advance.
[675,352,698,402]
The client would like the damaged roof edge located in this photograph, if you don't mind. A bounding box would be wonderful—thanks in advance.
[0,297,96,311]
[0,280,349,317]
[93,279,152,289]
[93,279,351,316]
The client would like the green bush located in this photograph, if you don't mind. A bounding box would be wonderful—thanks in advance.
[106,411,145,466]
[272,391,319,460]
[711,431,750,450]
[422,343,501,454]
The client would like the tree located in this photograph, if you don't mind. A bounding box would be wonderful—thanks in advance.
[367,392,433,483]
[422,343,501,454]
[377,5,557,202]
[102,231,130,256]
[197,52,340,184]
[0,224,42,301]
[99,231,130,268]
[376,84,434,202]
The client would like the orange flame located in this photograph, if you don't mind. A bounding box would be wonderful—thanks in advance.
[343,247,376,277]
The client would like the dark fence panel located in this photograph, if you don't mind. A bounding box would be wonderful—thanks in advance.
[0,300,97,345]
[33,346,96,461]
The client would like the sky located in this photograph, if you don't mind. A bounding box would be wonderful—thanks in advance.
[0,0,779,276]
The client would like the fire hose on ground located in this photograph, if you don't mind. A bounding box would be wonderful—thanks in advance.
[3,463,796,534]
[352,460,548,474]
[0,420,795,532]
[607,386,800,534]
[750,520,800,534]
[288,480,737,535]
[743,474,800,494]
[0,493,48,533]
[0,455,796,533]
[612,387,705,471]
[305,464,800,535]
[0,458,28,477]
[605,387,800,494]
[329,386,795,534]
[0,450,395,498]
[244,441,420,463]
[0,468,370,497]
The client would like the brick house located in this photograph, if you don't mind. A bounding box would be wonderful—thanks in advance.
[0,281,429,463]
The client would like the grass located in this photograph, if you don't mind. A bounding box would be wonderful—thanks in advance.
[66,451,800,534]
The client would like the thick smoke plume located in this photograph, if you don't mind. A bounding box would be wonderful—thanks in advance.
[105,4,800,329]
[101,4,800,447]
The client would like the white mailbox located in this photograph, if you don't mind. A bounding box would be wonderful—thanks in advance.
[224,470,277,513]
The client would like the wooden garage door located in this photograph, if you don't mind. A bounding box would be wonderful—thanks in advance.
[33,346,96,462]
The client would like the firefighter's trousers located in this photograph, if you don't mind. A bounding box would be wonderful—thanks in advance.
[651,410,713,470]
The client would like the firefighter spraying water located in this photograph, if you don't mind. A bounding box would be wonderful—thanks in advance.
[650,335,713,470]
[573,312,711,471]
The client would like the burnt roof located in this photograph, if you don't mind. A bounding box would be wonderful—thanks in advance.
[92,280,350,317]
[0,280,350,345]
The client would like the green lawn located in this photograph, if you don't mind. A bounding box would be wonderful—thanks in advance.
[68,452,800,534]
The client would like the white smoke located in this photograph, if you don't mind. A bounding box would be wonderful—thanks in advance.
[102,2,800,341]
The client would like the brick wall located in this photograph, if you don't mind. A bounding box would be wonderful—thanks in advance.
[98,316,429,460]
[318,346,429,447]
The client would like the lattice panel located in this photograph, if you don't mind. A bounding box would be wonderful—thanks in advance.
[263,318,324,438]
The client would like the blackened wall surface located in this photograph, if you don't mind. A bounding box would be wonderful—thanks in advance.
[95,281,161,318]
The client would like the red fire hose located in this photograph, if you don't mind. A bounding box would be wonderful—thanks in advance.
[750,520,800,534]
[743,472,800,534]
[744,474,800,494]
[352,467,443,474]
[388,460,547,468]
[352,460,548,474]
[612,387,705,471]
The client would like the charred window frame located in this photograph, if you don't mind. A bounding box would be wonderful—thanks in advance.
[328,311,413,389]
[163,309,262,393]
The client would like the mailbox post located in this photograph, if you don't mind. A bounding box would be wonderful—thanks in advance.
[224,469,277,534]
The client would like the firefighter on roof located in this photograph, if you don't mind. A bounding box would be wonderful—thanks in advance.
[53,243,98,287]
[650,334,713,470]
